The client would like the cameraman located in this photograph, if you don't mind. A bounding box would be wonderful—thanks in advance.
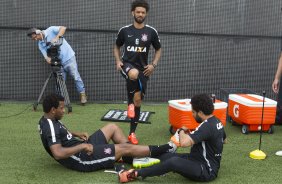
[27,26,87,105]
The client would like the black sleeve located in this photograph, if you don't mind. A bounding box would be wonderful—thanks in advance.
[115,28,125,46]
[151,29,161,50]
[223,129,227,140]
[42,121,62,147]
[189,123,212,144]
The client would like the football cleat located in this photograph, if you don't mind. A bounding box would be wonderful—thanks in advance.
[133,157,160,168]
[128,133,138,145]
[118,169,137,183]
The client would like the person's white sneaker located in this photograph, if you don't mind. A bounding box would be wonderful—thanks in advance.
[133,157,160,168]
[275,150,282,156]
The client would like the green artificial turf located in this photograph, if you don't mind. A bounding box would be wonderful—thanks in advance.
[0,102,282,184]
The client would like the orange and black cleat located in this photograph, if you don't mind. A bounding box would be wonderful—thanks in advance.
[118,169,137,183]
[128,132,138,145]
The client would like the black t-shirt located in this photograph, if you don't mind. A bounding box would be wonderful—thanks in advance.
[115,24,161,71]
[189,116,226,175]
[38,116,83,158]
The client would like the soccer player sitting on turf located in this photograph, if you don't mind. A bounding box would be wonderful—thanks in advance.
[119,93,227,182]
[38,93,177,172]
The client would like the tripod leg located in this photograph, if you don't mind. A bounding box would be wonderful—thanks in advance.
[60,80,72,113]
[56,75,72,113]
[34,72,53,111]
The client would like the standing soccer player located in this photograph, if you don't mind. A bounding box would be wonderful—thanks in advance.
[113,0,162,144]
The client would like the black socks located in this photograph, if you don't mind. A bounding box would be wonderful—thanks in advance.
[149,144,171,157]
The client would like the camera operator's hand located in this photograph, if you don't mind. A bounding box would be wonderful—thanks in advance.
[51,37,59,44]
[45,57,52,65]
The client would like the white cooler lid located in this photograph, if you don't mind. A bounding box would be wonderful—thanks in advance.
[228,94,277,107]
[168,99,228,111]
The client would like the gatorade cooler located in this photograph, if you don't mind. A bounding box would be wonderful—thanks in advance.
[168,99,228,134]
[228,94,277,134]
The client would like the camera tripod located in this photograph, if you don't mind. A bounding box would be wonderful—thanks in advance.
[33,65,72,113]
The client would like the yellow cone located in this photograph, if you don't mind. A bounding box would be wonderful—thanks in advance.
[249,149,266,160]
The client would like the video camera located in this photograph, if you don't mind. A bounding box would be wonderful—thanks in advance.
[47,37,63,67]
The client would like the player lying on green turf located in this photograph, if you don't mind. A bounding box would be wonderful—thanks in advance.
[38,93,177,172]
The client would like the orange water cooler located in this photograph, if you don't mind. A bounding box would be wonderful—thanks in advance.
[168,99,228,134]
[228,94,277,134]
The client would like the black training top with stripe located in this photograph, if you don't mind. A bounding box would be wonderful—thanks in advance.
[38,116,83,157]
[38,116,116,172]
[115,24,161,71]
[38,116,89,170]
[189,116,226,176]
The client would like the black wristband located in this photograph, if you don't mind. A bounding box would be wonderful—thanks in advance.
[177,128,185,134]
[152,63,157,68]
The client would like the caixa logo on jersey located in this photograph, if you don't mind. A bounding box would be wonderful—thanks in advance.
[127,46,147,53]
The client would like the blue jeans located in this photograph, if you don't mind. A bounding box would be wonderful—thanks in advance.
[61,56,85,93]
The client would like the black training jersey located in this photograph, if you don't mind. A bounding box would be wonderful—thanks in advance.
[38,116,87,170]
[115,24,161,71]
[38,117,116,172]
[189,116,226,176]
[38,116,83,157]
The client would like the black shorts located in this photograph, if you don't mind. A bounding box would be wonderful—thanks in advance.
[60,130,116,172]
[120,62,149,96]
